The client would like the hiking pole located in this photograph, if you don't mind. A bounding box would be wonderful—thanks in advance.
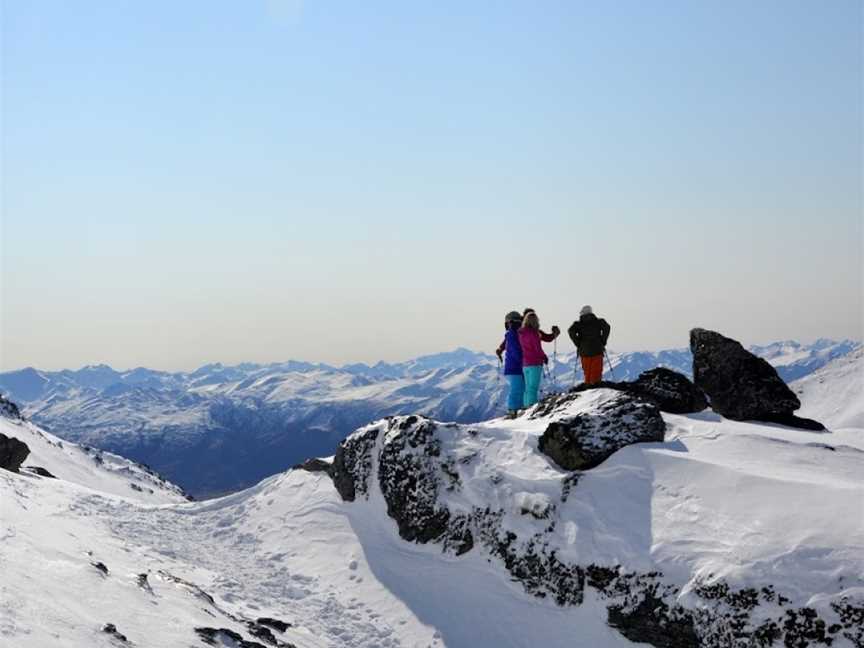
[551,337,559,394]
[604,349,617,381]
[496,356,503,410]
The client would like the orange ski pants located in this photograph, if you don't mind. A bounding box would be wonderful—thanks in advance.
[581,354,604,385]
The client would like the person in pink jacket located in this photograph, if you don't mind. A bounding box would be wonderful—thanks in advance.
[518,311,560,407]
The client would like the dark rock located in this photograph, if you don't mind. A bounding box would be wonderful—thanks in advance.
[101,623,127,642]
[538,391,666,470]
[195,627,267,648]
[570,369,706,414]
[23,465,56,478]
[91,561,109,576]
[0,433,30,472]
[607,593,699,648]
[831,597,864,646]
[0,394,22,420]
[626,367,708,414]
[293,457,331,473]
[690,329,823,430]
[256,617,291,633]
[330,427,380,502]
[136,573,152,593]
[377,417,452,545]
[246,622,278,646]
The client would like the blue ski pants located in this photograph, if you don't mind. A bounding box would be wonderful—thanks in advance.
[523,365,543,407]
[506,374,525,411]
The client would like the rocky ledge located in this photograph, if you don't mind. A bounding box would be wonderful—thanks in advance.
[313,382,859,648]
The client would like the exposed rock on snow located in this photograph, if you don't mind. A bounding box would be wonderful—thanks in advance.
[322,386,863,648]
[330,426,380,502]
[626,367,708,414]
[23,465,56,478]
[0,432,30,472]
[101,623,128,642]
[0,393,22,420]
[537,390,666,470]
[690,328,824,429]
[571,367,708,414]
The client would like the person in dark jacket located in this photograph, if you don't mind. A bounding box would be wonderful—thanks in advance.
[496,311,524,418]
[568,305,611,385]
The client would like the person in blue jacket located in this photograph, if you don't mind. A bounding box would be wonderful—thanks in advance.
[496,311,524,418]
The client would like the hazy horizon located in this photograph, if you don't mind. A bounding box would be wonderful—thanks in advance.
[2,334,860,375]
[2,1,861,372]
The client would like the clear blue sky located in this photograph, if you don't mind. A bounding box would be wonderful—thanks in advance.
[1,0,861,370]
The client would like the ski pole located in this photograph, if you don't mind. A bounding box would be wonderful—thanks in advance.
[603,349,616,381]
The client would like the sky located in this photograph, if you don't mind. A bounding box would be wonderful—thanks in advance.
[1,0,861,371]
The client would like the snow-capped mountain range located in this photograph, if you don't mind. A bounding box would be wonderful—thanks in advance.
[1,346,861,647]
[0,339,858,497]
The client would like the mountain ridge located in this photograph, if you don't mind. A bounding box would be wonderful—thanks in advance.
[1,339,859,497]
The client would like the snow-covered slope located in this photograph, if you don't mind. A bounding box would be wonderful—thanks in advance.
[1,340,858,497]
[794,347,863,431]
[2,383,862,647]
[1,413,188,504]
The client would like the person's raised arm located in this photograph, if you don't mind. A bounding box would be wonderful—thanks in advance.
[540,325,560,342]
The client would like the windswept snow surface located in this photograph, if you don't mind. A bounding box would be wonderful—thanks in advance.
[794,346,863,431]
[2,389,863,647]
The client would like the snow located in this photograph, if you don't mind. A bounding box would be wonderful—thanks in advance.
[0,416,186,504]
[793,346,863,430]
[1,350,862,646]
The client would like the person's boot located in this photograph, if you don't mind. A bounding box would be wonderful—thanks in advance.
[507,409,518,419]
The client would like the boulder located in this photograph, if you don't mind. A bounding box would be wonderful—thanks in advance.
[627,367,708,414]
[690,329,824,430]
[0,433,30,472]
[571,368,707,414]
[538,391,666,470]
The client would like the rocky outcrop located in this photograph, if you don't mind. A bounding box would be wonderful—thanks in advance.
[537,391,666,470]
[626,367,708,414]
[0,433,30,472]
[0,394,22,419]
[316,386,861,648]
[690,329,824,430]
[23,465,56,478]
[101,623,128,642]
[569,368,707,414]
[329,426,380,502]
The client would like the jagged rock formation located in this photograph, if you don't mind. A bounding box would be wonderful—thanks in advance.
[323,389,859,648]
[0,432,30,472]
[536,391,666,470]
[571,367,708,414]
[690,329,824,430]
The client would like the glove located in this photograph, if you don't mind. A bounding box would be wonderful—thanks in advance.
[551,325,560,337]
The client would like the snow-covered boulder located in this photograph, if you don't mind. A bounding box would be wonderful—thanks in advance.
[690,328,823,429]
[537,390,666,470]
